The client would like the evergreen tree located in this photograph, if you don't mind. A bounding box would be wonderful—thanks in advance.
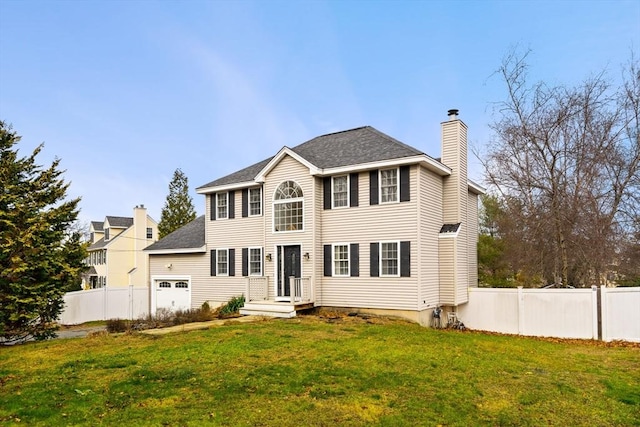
[158,168,196,238]
[0,121,87,344]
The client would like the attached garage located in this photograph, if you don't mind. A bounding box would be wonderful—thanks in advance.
[152,277,191,313]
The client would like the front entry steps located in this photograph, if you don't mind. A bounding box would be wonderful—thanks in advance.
[240,301,314,318]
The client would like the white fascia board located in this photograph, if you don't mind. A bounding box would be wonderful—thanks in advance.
[319,155,451,177]
[468,180,486,195]
[438,232,460,239]
[254,147,320,182]
[196,181,256,194]
[146,246,207,255]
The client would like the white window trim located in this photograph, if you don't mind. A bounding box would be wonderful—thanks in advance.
[379,167,399,204]
[380,240,400,277]
[216,248,229,276]
[272,181,305,233]
[249,187,262,217]
[331,175,350,209]
[216,193,229,220]
[249,246,263,276]
[332,243,350,277]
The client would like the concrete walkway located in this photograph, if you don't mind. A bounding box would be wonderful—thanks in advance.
[139,315,265,336]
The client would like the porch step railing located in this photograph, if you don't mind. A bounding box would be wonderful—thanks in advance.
[290,276,312,303]
[246,277,269,302]
[245,276,313,304]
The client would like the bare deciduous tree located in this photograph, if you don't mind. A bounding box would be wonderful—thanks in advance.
[478,50,640,287]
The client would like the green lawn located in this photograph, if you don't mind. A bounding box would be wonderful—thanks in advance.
[1,314,638,426]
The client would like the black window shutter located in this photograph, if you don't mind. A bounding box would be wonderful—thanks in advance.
[242,248,248,276]
[242,189,248,218]
[210,194,216,220]
[350,243,359,277]
[323,177,331,210]
[350,173,359,207]
[228,191,235,219]
[400,241,411,277]
[210,250,216,276]
[370,242,379,277]
[400,166,410,202]
[229,248,235,276]
[324,245,332,277]
[369,170,378,205]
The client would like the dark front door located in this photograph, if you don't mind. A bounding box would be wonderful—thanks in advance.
[277,245,301,299]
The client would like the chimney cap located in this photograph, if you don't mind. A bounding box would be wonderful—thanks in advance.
[447,109,459,117]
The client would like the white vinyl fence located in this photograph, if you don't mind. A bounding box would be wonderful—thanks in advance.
[458,286,640,342]
[59,286,150,325]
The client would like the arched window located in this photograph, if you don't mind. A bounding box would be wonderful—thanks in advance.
[175,282,188,289]
[159,281,171,288]
[273,181,304,232]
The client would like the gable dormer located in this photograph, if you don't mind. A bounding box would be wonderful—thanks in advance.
[103,216,134,241]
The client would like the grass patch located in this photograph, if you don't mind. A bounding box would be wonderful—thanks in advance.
[1,314,638,426]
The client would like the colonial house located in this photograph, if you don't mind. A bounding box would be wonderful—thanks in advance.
[145,110,483,325]
[84,205,158,289]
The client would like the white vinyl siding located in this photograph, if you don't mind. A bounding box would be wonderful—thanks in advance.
[418,166,444,308]
[264,155,315,301]
[319,166,418,310]
[332,175,348,208]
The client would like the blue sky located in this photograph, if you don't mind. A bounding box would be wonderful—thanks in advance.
[1,0,638,225]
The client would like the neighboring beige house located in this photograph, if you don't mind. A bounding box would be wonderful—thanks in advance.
[145,110,483,325]
[85,205,158,289]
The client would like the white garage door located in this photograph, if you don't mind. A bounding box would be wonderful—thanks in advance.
[155,280,190,312]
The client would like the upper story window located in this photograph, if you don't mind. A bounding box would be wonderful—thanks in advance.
[146,227,153,239]
[217,193,228,219]
[273,181,303,232]
[104,228,110,241]
[249,187,262,216]
[332,176,348,208]
[380,168,398,203]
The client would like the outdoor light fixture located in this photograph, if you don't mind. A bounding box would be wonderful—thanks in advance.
[304,252,310,260]
[266,253,272,262]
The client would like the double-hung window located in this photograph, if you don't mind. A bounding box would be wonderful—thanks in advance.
[380,242,399,276]
[249,188,262,216]
[333,244,350,276]
[217,193,228,219]
[249,247,262,275]
[217,249,229,275]
[332,176,348,208]
[380,168,398,203]
[146,227,153,239]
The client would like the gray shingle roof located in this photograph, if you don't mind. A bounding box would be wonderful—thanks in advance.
[144,215,205,251]
[440,223,461,233]
[197,157,273,190]
[88,237,107,250]
[91,221,104,232]
[197,126,430,191]
[291,126,424,169]
[106,216,134,228]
